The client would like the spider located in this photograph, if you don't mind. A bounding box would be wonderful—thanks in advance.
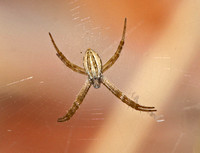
[49,18,157,122]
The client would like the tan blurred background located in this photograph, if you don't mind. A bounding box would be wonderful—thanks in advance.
[1,0,200,153]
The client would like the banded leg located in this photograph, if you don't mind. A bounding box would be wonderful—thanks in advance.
[49,32,87,75]
[102,18,127,73]
[57,80,91,122]
[102,77,157,112]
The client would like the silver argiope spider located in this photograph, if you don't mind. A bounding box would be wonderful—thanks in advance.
[49,18,157,122]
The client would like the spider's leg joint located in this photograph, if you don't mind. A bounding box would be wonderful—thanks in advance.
[74,101,80,108]
[120,94,125,101]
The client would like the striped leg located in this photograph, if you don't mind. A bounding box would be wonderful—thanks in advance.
[49,32,87,75]
[102,77,157,112]
[57,80,91,122]
[102,18,127,72]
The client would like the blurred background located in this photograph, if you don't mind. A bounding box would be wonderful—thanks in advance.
[1,0,200,152]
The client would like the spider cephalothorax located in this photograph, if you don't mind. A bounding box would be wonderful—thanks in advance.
[49,18,157,122]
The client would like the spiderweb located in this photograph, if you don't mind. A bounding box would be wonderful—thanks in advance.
[1,0,200,153]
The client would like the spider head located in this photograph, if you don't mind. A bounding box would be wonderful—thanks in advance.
[89,77,101,89]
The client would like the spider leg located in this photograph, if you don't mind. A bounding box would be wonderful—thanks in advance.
[102,77,157,112]
[102,18,127,73]
[57,80,91,122]
[49,32,87,75]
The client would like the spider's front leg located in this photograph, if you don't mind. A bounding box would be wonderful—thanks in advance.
[102,77,157,112]
[49,32,87,75]
[57,80,91,122]
[102,18,127,73]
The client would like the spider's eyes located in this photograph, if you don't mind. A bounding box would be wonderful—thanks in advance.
[93,78,101,89]
[89,77,101,89]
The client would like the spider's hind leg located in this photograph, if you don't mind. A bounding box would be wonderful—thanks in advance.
[49,32,87,75]
[102,18,127,73]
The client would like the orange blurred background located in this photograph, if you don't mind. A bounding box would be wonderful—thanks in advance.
[1,0,200,153]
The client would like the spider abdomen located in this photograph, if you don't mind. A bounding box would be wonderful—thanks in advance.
[83,49,102,88]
